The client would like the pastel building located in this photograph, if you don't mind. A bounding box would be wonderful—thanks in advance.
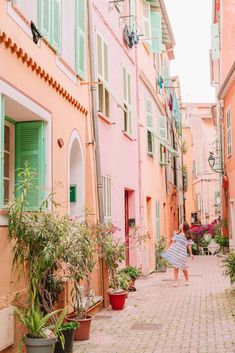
[212,0,235,248]
[182,104,220,225]
[0,1,100,351]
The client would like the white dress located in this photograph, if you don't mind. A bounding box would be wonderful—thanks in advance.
[162,233,193,270]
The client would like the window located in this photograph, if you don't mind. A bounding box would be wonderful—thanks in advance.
[123,67,132,134]
[226,108,232,157]
[75,0,86,79]
[143,1,150,39]
[129,0,136,31]
[3,122,14,205]
[196,193,201,211]
[145,98,155,155]
[160,144,167,166]
[192,160,196,176]
[155,201,160,240]
[38,0,61,52]
[102,176,112,223]
[97,33,110,119]
[150,10,162,53]
[1,118,45,210]
[215,191,220,206]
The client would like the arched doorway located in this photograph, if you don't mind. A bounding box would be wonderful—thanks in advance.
[68,130,84,219]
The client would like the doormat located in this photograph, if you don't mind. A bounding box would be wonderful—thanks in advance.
[130,323,163,331]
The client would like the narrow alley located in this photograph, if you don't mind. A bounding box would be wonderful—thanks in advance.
[75,257,235,353]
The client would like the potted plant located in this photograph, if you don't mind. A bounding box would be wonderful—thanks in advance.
[65,220,98,341]
[8,166,71,352]
[14,284,66,353]
[223,252,235,285]
[98,224,126,310]
[155,237,168,272]
[119,266,140,290]
[54,321,80,353]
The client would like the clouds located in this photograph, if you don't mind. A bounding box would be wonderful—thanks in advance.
[164,0,215,103]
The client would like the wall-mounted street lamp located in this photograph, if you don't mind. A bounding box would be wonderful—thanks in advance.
[208,152,224,175]
[208,153,216,169]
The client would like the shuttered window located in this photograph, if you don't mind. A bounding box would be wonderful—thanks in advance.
[15,121,45,211]
[211,23,220,60]
[143,1,150,40]
[123,67,132,135]
[145,98,155,155]
[196,193,201,211]
[38,0,61,52]
[129,0,136,31]
[0,96,5,207]
[102,176,112,223]
[192,160,196,176]
[156,201,160,240]
[97,33,110,118]
[226,108,232,157]
[3,122,14,205]
[75,0,86,79]
[150,10,162,53]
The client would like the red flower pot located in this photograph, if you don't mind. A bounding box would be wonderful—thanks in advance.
[108,292,126,310]
[66,314,92,341]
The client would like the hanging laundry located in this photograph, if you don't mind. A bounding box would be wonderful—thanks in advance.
[168,93,173,111]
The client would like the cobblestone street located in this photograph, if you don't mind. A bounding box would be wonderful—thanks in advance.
[74,256,235,353]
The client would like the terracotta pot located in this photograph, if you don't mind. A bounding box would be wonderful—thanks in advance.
[66,314,92,341]
[108,292,126,310]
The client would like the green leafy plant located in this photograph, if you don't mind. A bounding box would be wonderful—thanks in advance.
[60,322,80,331]
[155,237,168,271]
[223,252,235,285]
[119,266,140,279]
[116,272,131,291]
[64,220,98,320]
[97,224,125,292]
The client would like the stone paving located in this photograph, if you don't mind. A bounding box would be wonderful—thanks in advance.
[74,256,235,353]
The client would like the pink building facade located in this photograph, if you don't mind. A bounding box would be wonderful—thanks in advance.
[211,0,235,248]
[92,0,183,275]
[182,104,220,225]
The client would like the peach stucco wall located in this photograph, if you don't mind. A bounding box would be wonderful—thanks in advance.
[220,0,235,82]
[223,80,235,248]
[0,1,100,351]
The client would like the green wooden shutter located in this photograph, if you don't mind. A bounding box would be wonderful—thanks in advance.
[130,0,136,31]
[15,121,45,210]
[103,41,108,83]
[156,201,160,240]
[52,0,61,51]
[38,0,51,40]
[0,95,4,207]
[143,1,150,39]
[150,10,162,53]
[97,34,103,78]
[211,23,220,60]
[145,98,155,155]
[75,0,86,79]
[158,115,167,141]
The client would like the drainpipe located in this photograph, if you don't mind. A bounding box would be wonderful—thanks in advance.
[87,0,107,306]
[87,0,104,223]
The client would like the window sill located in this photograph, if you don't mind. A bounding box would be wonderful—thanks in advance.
[123,131,133,141]
[147,153,154,159]
[98,113,111,125]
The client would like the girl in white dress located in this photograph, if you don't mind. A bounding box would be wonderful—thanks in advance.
[162,222,194,287]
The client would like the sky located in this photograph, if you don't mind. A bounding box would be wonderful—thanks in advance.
[164,0,216,103]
